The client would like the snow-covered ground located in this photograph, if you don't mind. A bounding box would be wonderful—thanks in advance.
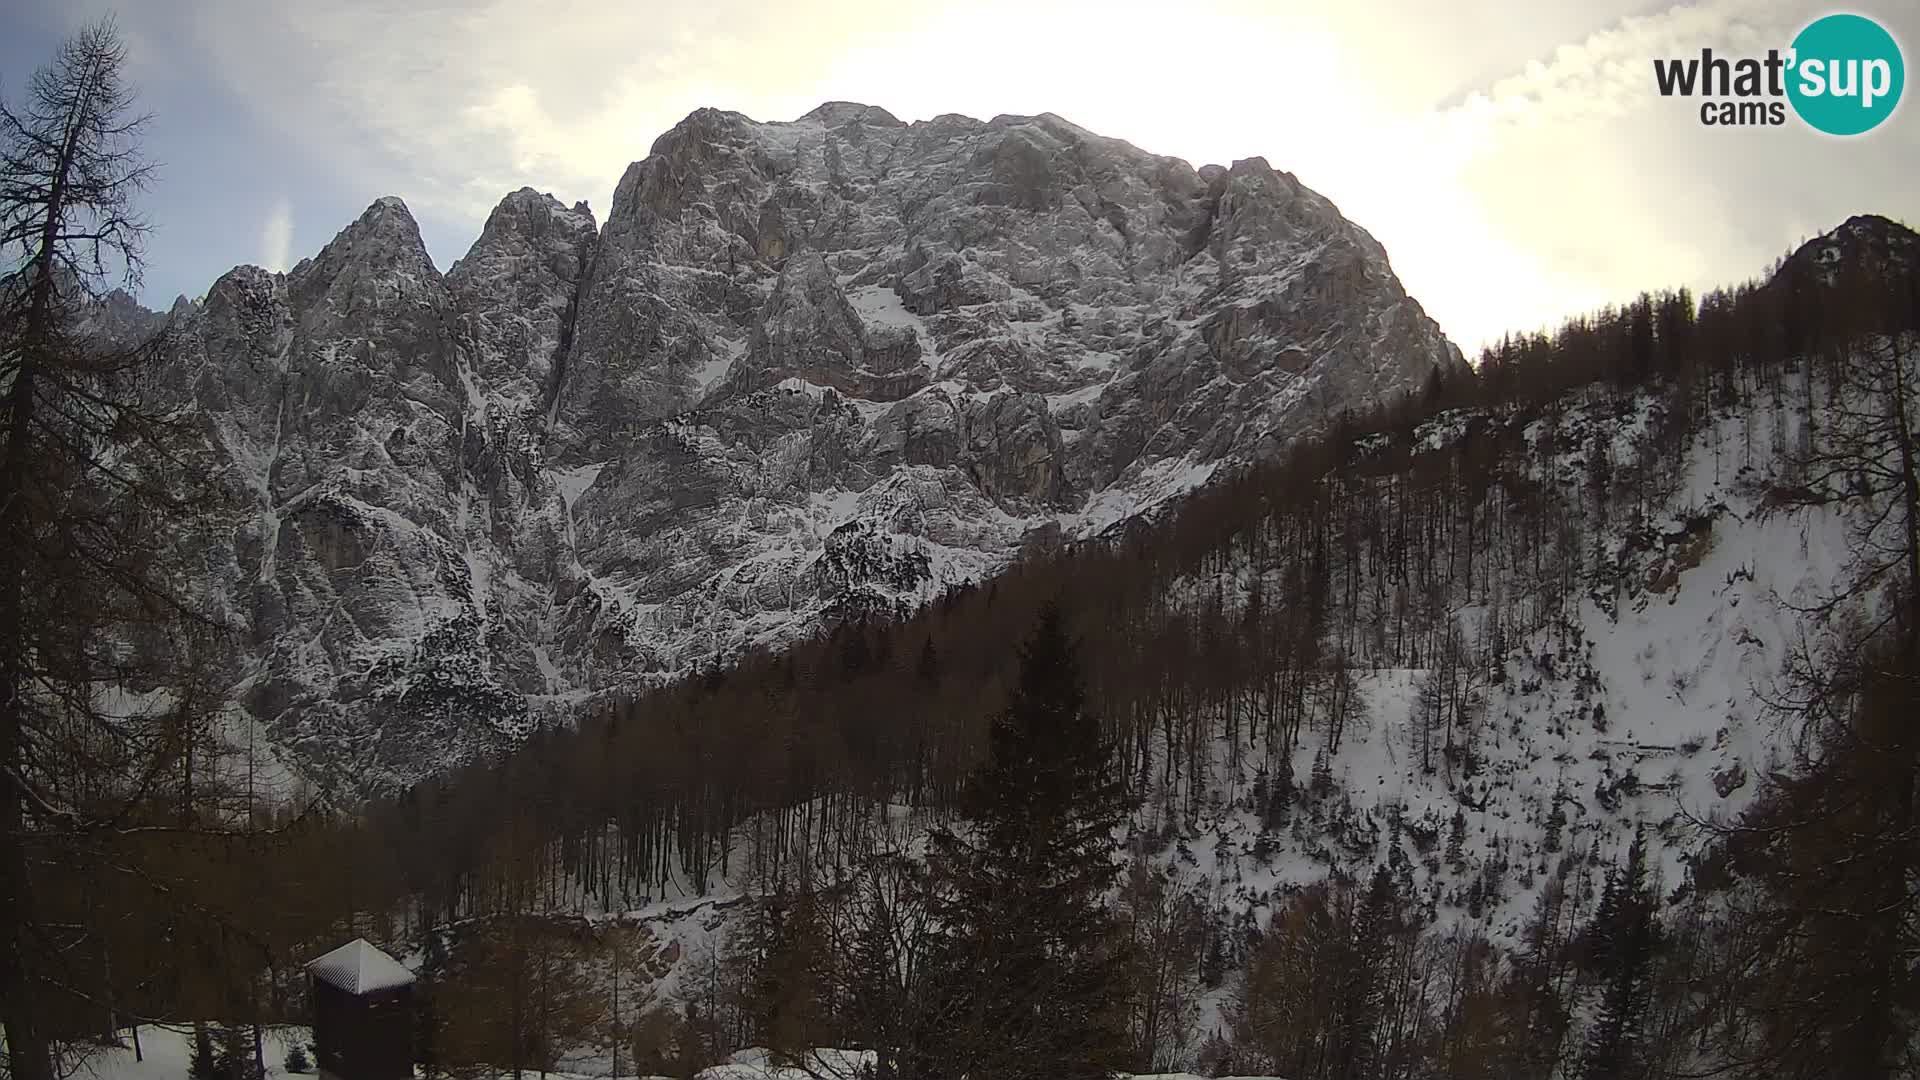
[80,1027,1283,1080]
[78,1026,314,1080]
[1177,389,1841,904]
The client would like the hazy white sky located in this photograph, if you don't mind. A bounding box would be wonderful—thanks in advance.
[3,0,1915,351]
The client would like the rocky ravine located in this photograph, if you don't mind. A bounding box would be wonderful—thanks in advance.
[149,103,1463,796]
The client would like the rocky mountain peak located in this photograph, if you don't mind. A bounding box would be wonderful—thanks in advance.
[796,101,904,128]
[293,196,434,278]
[448,187,599,411]
[151,103,1468,796]
[284,196,446,343]
[1779,212,1919,287]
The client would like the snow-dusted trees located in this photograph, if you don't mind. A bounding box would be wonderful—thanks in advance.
[1410,672,1443,776]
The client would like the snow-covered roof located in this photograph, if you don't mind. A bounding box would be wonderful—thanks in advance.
[307,938,415,994]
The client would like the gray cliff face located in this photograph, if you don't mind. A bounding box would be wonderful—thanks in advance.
[447,188,598,446]
[157,103,1462,795]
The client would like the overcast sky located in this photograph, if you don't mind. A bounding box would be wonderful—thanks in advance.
[2,0,1914,352]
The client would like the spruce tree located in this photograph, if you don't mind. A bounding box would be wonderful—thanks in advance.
[189,1023,219,1080]
[1544,778,1569,854]
[1582,829,1655,1080]
[925,603,1130,1080]
[1509,870,1574,1076]
[1310,748,1334,800]
[737,885,827,1060]
[1268,757,1294,828]
[216,1022,256,1080]
[415,932,446,1080]
[1329,864,1401,1080]
[1446,807,1468,872]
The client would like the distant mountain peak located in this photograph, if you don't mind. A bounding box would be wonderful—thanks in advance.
[288,194,438,291]
[1779,212,1919,286]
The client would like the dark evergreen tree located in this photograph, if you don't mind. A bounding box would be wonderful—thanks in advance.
[1582,829,1655,1080]
[1199,910,1228,990]
[1270,754,1295,827]
[915,636,941,689]
[213,1023,252,1080]
[1544,778,1569,855]
[1327,864,1401,1080]
[735,885,828,1060]
[189,1023,219,1080]
[924,604,1130,1080]
[416,930,448,1080]
[1507,869,1574,1077]
[1253,763,1290,830]
[1446,807,1468,872]
[1310,749,1334,800]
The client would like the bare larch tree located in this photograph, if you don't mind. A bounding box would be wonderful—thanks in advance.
[1,18,226,1080]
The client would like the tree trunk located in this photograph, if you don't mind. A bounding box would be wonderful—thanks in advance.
[1886,337,1920,656]
[0,255,56,1080]
[253,1013,266,1080]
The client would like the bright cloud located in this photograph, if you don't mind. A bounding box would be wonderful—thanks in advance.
[43,0,1920,351]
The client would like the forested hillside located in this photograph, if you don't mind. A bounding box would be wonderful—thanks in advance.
[24,208,1912,1080]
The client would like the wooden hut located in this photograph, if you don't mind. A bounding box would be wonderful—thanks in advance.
[307,938,415,1080]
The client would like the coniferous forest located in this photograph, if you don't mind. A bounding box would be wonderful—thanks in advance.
[4,17,1920,1080]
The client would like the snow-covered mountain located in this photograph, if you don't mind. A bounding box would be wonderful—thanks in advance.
[146,103,1463,795]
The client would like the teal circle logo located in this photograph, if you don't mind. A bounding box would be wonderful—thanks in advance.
[1787,13,1904,135]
